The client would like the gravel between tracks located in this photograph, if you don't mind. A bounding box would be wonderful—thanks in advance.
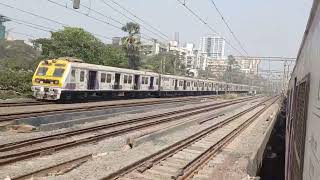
[0,98,260,180]
[196,102,280,180]
[0,95,222,115]
[0,97,228,144]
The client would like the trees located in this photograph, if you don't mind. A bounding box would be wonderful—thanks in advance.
[0,40,41,70]
[141,53,186,75]
[33,27,105,64]
[121,22,141,70]
[33,27,127,67]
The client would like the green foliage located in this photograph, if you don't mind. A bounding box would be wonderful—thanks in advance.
[33,27,106,64]
[121,22,140,35]
[0,40,41,70]
[121,22,141,70]
[141,53,186,75]
[102,45,128,68]
[0,69,33,99]
[33,27,128,67]
[0,40,40,99]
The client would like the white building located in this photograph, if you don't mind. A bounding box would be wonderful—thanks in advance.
[141,40,168,56]
[234,56,260,75]
[199,35,225,59]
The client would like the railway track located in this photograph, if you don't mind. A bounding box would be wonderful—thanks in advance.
[100,97,278,180]
[0,101,53,107]
[0,95,223,123]
[0,96,259,167]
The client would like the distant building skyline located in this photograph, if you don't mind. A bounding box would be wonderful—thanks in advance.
[199,36,225,59]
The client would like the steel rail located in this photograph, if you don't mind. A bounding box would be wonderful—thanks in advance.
[101,97,277,180]
[11,154,93,180]
[0,95,223,123]
[0,101,53,107]
[177,97,279,179]
[0,97,258,166]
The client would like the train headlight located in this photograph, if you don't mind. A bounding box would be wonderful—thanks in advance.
[35,78,40,83]
[54,80,59,84]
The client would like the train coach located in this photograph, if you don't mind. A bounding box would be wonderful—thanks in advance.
[31,57,257,100]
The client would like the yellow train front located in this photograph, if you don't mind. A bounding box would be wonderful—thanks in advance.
[32,58,69,100]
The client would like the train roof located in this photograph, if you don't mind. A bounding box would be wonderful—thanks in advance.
[49,57,255,88]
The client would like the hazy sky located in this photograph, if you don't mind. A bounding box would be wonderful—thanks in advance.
[1,0,313,58]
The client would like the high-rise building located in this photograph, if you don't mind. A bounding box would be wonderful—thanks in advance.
[0,24,5,40]
[199,35,225,59]
[0,15,10,40]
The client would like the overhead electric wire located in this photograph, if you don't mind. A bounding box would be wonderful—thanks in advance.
[105,0,170,40]
[9,17,112,40]
[7,31,37,39]
[0,2,67,27]
[99,0,166,42]
[8,17,57,32]
[48,0,122,30]
[175,0,244,56]
[48,0,155,42]
[209,0,248,55]
[74,0,124,26]
[0,2,112,41]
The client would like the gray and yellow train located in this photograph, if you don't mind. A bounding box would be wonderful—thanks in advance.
[31,57,261,100]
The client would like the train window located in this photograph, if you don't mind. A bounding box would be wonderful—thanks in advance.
[179,81,183,86]
[128,75,132,84]
[80,71,85,82]
[71,69,76,82]
[172,80,175,86]
[142,77,145,84]
[124,75,128,84]
[145,77,149,84]
[36,67,48,76]
[187,82,190,87]
[106,74,112,83]
[101,73,106,83]
[155,78,159,85]
[53,68,65,77]
[204,83,207,87]
[194,82,197,87]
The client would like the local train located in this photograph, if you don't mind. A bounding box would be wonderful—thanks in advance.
[31,57,261,100]
[285,1,320,180]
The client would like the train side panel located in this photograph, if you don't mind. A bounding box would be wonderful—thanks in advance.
[286,1,320,180]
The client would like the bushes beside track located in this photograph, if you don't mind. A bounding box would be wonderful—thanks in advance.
[0,69,33,99]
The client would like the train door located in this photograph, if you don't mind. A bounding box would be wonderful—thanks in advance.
[183,80,187,90]
[150,77,154,90]
[88,71,97,90]
[175,79,178,90]
[114,73,121,89]
[134,75,140,90]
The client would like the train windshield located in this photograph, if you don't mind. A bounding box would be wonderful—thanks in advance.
[36,67,48,76]
[53,68,65,77]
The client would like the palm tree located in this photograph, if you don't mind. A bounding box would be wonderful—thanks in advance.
[122,22,141,70]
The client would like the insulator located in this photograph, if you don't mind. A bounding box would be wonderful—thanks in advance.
[73,0,80,9]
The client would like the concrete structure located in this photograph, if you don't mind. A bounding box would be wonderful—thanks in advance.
[199,35,225,59]
[234,56,260,75]
[207,59,228,79]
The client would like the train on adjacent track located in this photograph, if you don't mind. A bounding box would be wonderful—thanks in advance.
[285,1,320,180]
[31,57,261,101]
